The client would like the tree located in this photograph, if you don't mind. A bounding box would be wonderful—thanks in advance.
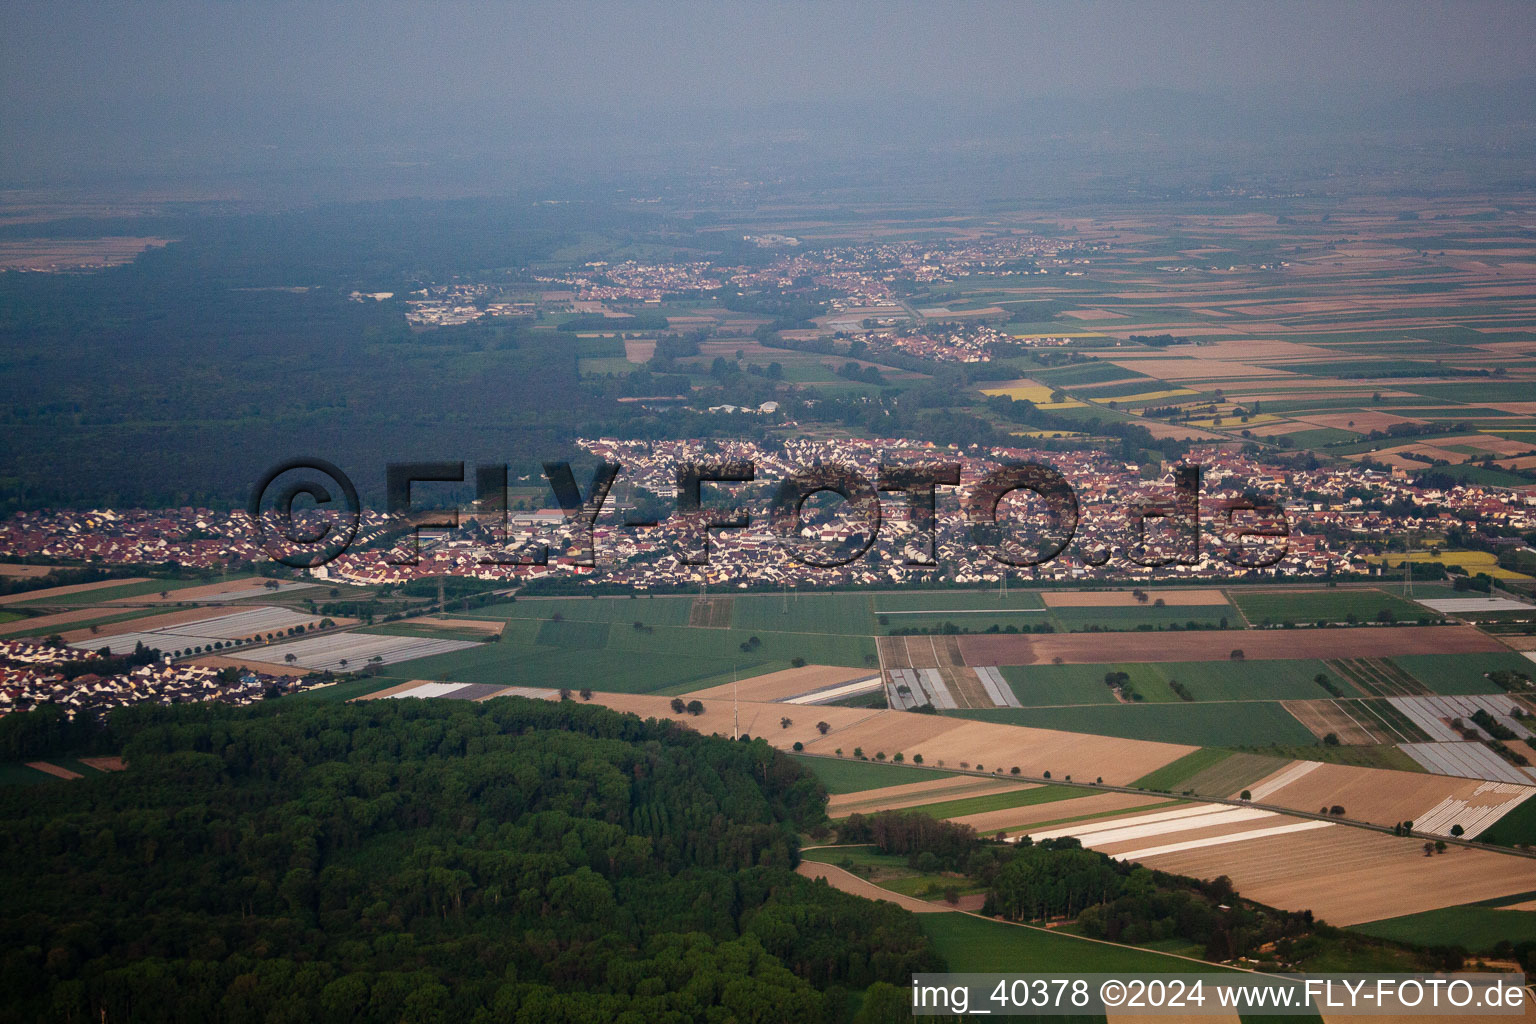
[1450,824,1464,837]
[1240,790,1252,801]
[669,697,686,714]
[284,653,297,665]
[912,754,923,764]
[780,716,793,730]
[816,721,830,735]
[1230,649,1245,661]
[685,700,704,716]
[579,688,593,700]
[558,688,573,700]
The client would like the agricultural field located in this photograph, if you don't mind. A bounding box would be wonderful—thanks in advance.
[3,575,246,607]
[1391,652,1536,696]
[1148,659,1339,701]
[1229,589,1429,626]
[891,784,1083,822]
[1350,903,1536,952]
[952,701,1318,748]
[401,607,878,694]
[251,631,482,673]
[998,663,1177,706]
[791,755,958,795]
[1046,603,1236,632]
[72,605,327,657]
[1477,796,1536,847]
[956,625,1505,666]
[873,591,1046,613]
[918,913,1210,974]
[1129,748,1234,792]
[1132,825,1536,926]
[1371,550,1531,581]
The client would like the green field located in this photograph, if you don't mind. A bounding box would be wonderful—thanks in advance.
[1351,906,1536,952]
[1229,588,1427,626]
[896,784,1083,821]
[0,610,23,624]
[1001,659,1335,706]
[791,755,957,795]
[1048,604,1235,632]
[951,702,1318,748]
[999,664,1123,706]
[918,912,1211,974]
[476,595,694,627]
[1392,652,1536,696]
[1478,795,1536,847]
[1130,748,1231,791]
[880,611,1052,634]
[5,606,183,639]
[1150,660,1337,701]
[873,591,1046,612]
[18,575,248,607]
[731,592,876,635]
[1180,752,1292,797]
[399,613,876,694]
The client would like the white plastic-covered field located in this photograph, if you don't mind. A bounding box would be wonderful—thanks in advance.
[1237,759,1536,835]
[781,676,883,705]
[973,667,1022,708]
[375,681,546,701]
[887,668,956,710]
[1388,694,1532,743]
[1398,741,1536,785]
[256,632,479,672]
[1415,597,1532,613]
[1020,804,1334,862]
[71,606,321,656]
[1412,783,1534,839]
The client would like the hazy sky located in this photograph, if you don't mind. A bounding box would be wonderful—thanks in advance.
[4,1,1534,189]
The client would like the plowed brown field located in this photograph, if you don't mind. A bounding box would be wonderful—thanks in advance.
[1242,761,1533,827]
[1135,826,1536,926]
[828,776,1034,817]
[686,664,874,702]
[957,625,1503,666]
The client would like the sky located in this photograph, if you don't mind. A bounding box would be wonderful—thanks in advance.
[3,1,1534,192]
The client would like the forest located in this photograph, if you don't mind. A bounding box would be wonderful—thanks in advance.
[0,698,941,1024]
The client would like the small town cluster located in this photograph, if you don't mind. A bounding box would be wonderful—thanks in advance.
[1,438,1529,594]
[0,638,309,718]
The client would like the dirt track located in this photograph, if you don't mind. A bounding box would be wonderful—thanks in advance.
[794,860,952,913]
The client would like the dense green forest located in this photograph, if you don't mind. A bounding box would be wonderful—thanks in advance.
[0,699,940,1023]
